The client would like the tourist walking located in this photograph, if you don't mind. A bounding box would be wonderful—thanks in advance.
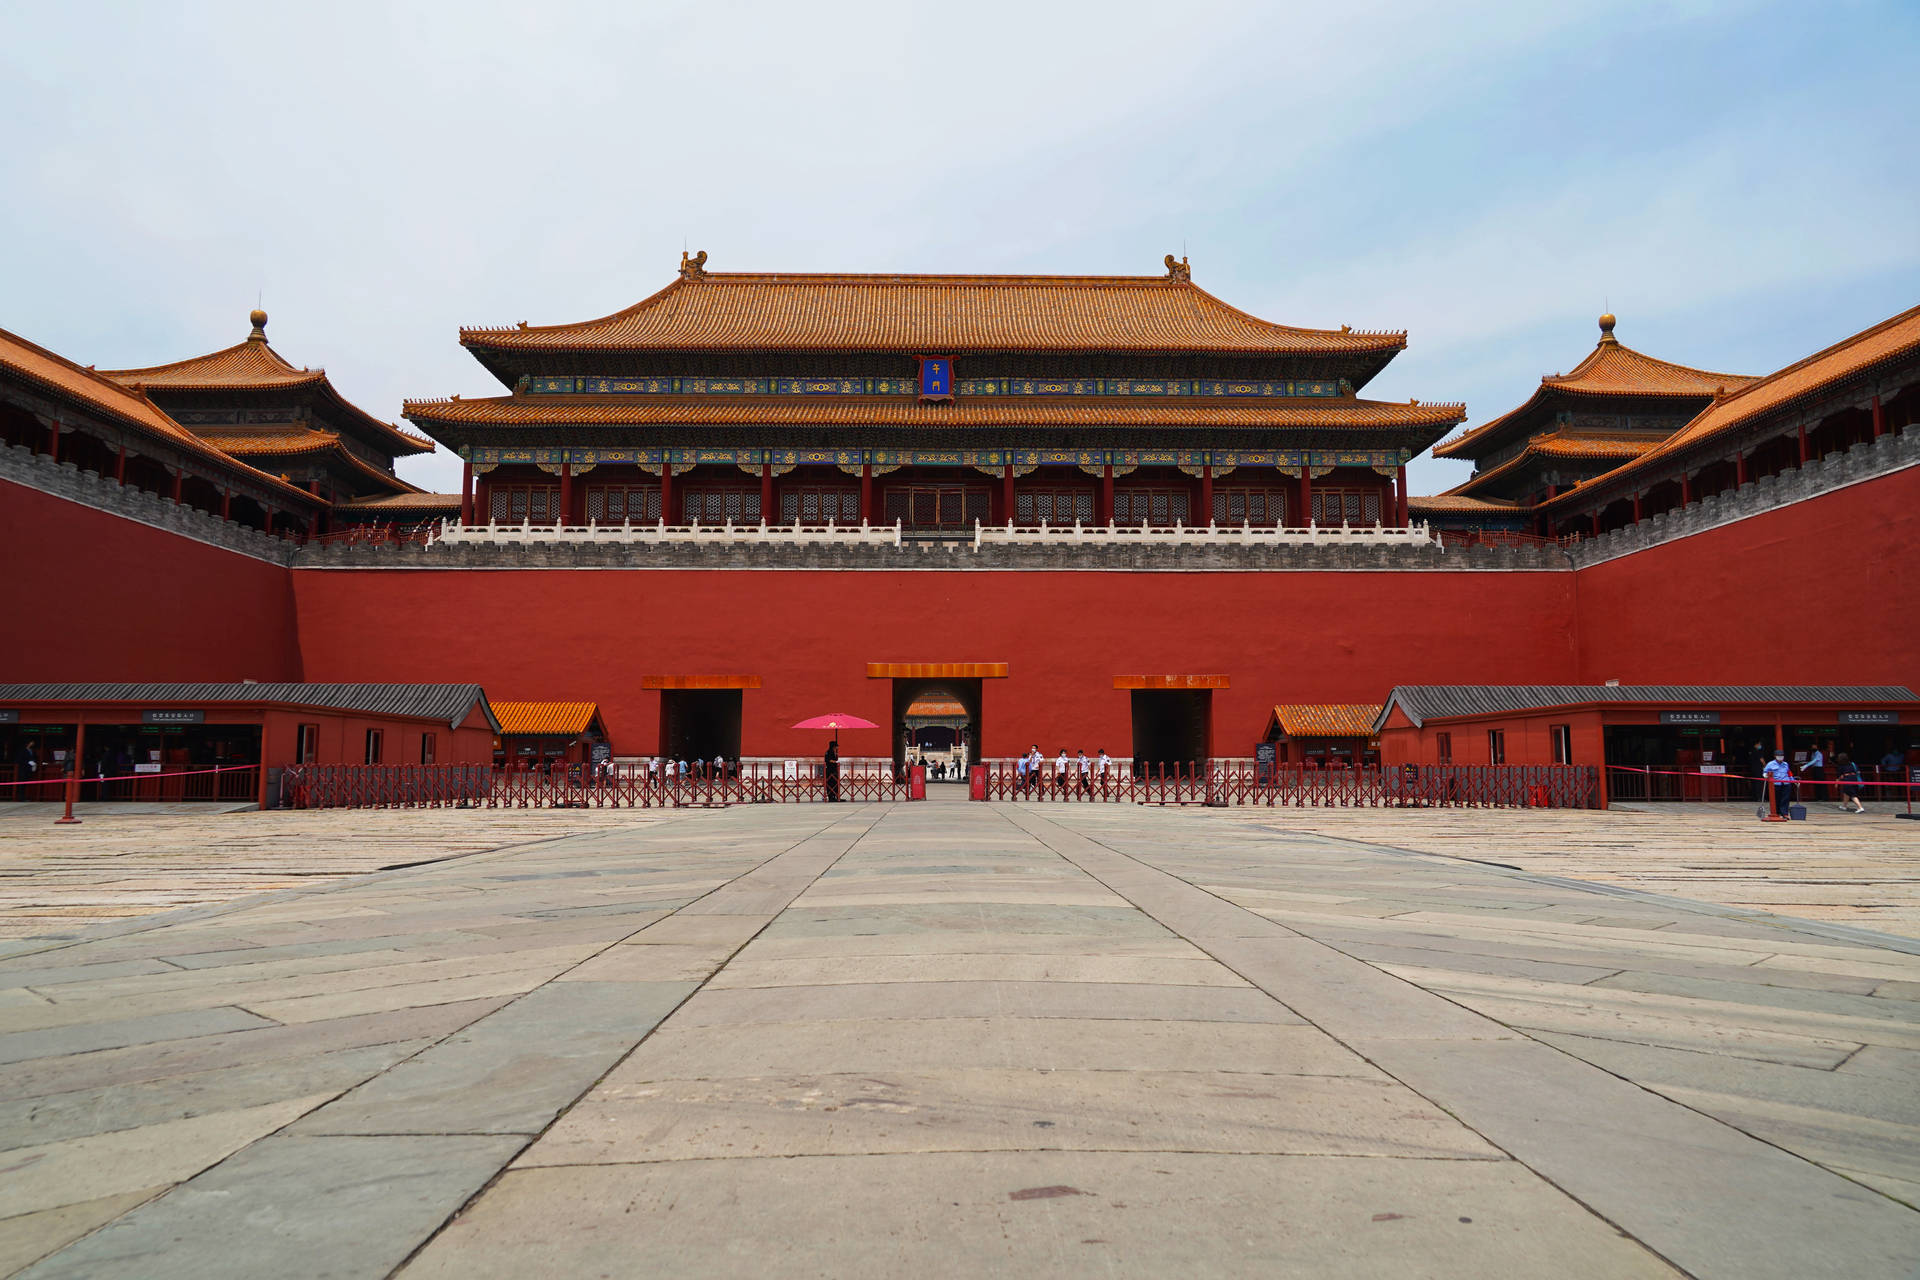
[823,739,840,802]
[1762,750,1796,819]
[1835,754,1867,813]
[1096,748,1111,796]
[1802,744,1826,800]
[1077,748,1092,797]
[1055,748,1071,796]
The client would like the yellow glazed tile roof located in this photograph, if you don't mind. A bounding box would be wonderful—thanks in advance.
[1270,704,1382,738]
[491,701,599,736]
[461,265,1407,357]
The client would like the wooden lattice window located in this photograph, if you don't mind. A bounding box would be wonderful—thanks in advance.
[1311,488,1383,526]
[886,485,990,528]
[680,487,762,524]
[364,729,384,765]
[1487,730,1506,765]
[1114,488,1191,527]
[779,487,859,524]
[586,485,662,523]
[489,485,560,522]
[1211,487,1287,527]
[1016,488,1094,526]
[1435,732,1452,763]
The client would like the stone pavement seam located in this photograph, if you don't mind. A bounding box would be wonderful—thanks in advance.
[11,804,881,1279]
[1282,824,1920,958]
[376,803,890,1280]
[999,804,1920,1280]
[0,822,659,964]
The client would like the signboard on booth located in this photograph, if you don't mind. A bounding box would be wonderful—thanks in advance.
[0,710,16,724]
[1659,710,1720,725]
[1839,711,1898,725]
[142,709,204,725]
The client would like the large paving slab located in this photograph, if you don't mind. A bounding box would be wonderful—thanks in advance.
[0,799,1915,1277]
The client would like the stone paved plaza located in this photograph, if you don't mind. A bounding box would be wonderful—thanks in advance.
[1,801,1917,1277]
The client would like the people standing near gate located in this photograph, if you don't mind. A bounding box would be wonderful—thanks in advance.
[1835,754,1867,814]
[1762,750,1796,819]
[1096,747,1111,796]
[1882,748,1907,783]
[824,738,841,802]
[1027,744,1043,796]
[1015,752,1028,794]
[1802,744,1826,800]
[1077,748,1092,796]
[1055,748,1070,796]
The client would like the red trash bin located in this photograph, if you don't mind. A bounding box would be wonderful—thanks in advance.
[909,764,927,800]
[969,764,987,801]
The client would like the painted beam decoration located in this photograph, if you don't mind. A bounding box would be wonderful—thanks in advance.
[462,446,1413,473]
[521,375,1344,399]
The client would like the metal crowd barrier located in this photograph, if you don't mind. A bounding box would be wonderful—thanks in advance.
[980,761,1600,808]
[282,761,912,810]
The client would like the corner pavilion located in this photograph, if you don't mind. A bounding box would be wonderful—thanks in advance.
[403,254,1465,534]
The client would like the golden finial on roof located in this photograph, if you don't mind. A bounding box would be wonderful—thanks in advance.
[1163,254,1190,282]
[248,309,268,342]
[1598,312,1617,345]
[680,249,708,279]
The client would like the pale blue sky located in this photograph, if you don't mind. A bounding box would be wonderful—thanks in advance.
[3,0,1915,494]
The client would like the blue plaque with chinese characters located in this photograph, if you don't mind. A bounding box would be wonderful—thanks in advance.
[917,356,954,401]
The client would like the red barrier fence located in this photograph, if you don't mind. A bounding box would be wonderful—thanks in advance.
[282,760,912,809]
[1606,765,1917,812]
[978,761,1600,808]
[0,764,258,803]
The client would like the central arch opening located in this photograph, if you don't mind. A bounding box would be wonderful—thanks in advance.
[890,678,981,776]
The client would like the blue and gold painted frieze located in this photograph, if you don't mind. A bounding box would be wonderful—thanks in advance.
[466,446,1413,473]
[526,375,1343,399]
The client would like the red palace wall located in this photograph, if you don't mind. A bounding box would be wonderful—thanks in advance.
[0,479,302,683]
[290,568,1578,759]
[1574,465,1920,686]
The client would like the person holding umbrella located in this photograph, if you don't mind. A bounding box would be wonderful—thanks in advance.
[792,713,879,801]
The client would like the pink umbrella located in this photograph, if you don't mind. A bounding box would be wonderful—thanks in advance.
[792,714,879,731]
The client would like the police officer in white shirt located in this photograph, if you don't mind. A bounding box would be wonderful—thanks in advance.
[1761,750,1795,818]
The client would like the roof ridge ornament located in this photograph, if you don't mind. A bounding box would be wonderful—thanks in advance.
[680,249,708,279]
[1598,312,1618,346]
[248,308,268,343]
[1163,253,1190,282]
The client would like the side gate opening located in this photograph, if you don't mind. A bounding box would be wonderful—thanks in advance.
[659,689,742,763]
[890,678,982,774]
[1129,689,1212,772]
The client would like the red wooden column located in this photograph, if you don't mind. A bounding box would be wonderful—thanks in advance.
[221,487,231,520]
[1299,470,1313,527]
[1199,464,1214,525]
[1591,511,1602,537]
[859,463,873,524]
[559,461,573,526]
[1680,472,1691,507]
[171,470,183,504]
[114,444,126,486]
[1872,395,1886,439]
[1395,465,1409,527]
[46,418,60,462]
[55,718,85,825]
[459,460,474,525]
[1098,463,1114,525]
[1631,491,1643,523]
[1002,464,1015,524]
[1735,452,1748,486]
[264,509,274,537]
[760,462,773,523]
[659,461,674,523]
[1796,423,1809,466]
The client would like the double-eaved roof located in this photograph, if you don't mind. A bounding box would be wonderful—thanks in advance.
[1375,685,1918,730]
[0,683,499,731]
[1435,316,1753,462]
[103,312,432,459]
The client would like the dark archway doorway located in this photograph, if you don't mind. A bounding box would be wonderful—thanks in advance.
[1130,690,1212,771]
[659,689,742,763]
[890,678,981,772]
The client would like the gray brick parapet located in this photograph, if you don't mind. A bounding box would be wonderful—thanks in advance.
[1568,428,1918,567]
[0,443,296,565]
